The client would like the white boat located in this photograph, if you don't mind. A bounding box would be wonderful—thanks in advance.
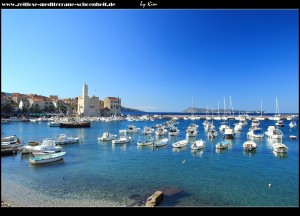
[32,150,57,156]
[29,151,67,164]
[216,141,230,149]
[269,97,281,120]
[141,126,154,135]
[186,124,198,137]
[57,134,80,144]
[153,138,168,147]
[191,139,206,150]
[264,126,283,139]
[47,121,60,127]
[98,132,117,141]
[247,127,264,138]
[22,139,61,154]
[254,101,265,120]
[251,120,260,127]
[172,139,188,148]
[1,136,23,149]
[243,141,257,151]
[169,127,180,136]
[207,129,219,138]
[233,122,242,131]
[137,136,154,146]
[272,143,288,153]
[219,122,229,131]
[289,135,297,140]
[1,135,17,142]
[155,127,167,136]
[119,125,140,133]
[112,135,132,144]
[223,128,235,139]
[289,121,297,128]
[275,120,284,127]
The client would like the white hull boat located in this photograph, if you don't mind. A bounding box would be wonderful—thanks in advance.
[191,139,206,150]
[153,138,168,147]
[272,143,288,153]
[29,152,66,164]
[243,141,257,151]
[98,132,117,141]
[172,139,188,148]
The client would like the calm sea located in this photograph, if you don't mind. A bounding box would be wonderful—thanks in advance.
[1,118,299,206]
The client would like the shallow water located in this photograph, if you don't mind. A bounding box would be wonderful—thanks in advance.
[1,119,299,206]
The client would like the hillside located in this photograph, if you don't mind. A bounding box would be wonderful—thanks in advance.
[121,106,145,113]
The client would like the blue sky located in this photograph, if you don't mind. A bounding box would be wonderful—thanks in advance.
[2,10,299,113]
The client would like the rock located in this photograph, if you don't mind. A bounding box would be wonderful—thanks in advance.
[157,186,183,196]
[145,191,164,207]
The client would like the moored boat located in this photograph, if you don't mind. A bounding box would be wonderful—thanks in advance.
[29,151,67,164]
[191,139,206,150]
[272,143,288,153]
[153,138,168,147]
[243,141,257,151]
[172,139,188,148]
[98,132,117,141]
[216,141,230,149]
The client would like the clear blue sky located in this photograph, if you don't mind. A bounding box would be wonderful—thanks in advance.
[2,9,299,113]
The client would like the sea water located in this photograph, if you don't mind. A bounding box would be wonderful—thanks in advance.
[1,119,299,206]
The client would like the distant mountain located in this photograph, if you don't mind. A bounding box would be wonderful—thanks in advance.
[182,107,265,114]
[121,106,145,113]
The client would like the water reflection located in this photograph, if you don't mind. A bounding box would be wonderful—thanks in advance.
[191,149,204,157]
[243,149,257,157]
[172,147,187,153]
[112,143,127,151]
[273,150,288,159]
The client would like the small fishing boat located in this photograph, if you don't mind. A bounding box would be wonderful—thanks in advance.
[137,136,154,146]
[191,139,206,150]
[112,135,132,144]
[98,132,117,141]
[289,135,297,140]
[29,151,67,164]
[172,139,188,148]
[272,143,288,153]
[153,138,168,147]
[216,141,230,149]
[243,141,257,151]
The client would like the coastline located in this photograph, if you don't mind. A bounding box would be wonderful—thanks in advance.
[1,178,127,207]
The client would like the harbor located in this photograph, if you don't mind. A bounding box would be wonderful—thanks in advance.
[1,117,299,207]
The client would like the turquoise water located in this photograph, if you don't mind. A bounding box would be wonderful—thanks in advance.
[1,119,299,206]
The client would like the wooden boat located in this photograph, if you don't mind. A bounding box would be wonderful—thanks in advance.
[29,152,66,164]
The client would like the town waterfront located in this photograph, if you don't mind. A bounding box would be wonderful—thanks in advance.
[1,118,299,207]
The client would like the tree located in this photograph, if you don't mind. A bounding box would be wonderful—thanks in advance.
[2,104,13,113]
[21,106,29,113]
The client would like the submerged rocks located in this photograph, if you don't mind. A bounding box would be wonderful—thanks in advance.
[145,191,164,207]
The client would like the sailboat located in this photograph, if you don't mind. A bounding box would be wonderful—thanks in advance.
[269,97,281,121]
[214,100,222,120]
[255,101,265,120]
[190,98,197,120]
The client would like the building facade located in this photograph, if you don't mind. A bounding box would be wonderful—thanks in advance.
[77,83,101,117]
[104,97,121,116]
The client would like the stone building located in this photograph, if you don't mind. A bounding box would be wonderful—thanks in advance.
[77,83,100,117]
[104,97,121,116]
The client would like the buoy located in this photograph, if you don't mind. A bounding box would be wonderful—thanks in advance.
[268,183,272,188]
[182,160,186,164]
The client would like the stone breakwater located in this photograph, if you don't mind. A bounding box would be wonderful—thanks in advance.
[1,179,127,207]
